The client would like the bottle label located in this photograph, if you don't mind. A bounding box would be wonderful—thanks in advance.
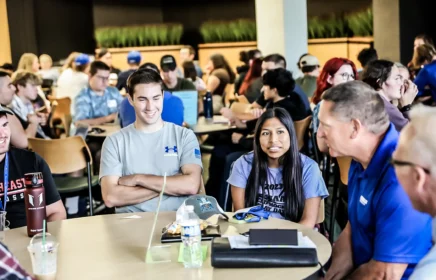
[181,225,201,237]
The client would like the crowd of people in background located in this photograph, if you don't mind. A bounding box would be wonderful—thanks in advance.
[1,32,436,279]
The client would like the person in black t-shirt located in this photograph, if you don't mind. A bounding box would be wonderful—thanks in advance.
[0,107,65,229]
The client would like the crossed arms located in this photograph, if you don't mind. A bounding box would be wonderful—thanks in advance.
[100,164,202,208]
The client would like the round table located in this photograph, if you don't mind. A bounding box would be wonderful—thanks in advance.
[192,117,236,135]
[4,212,331,280]
[88,124,121,138]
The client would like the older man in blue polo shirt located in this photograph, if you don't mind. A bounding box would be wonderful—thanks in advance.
[392,105,436,279]
[320,81,432,280]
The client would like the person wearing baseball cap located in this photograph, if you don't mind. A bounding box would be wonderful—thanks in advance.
[116,51,142,92]
[160,54,195,92]
[57,53,90,105]
[296,54,320,99]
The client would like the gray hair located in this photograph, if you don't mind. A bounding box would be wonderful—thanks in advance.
[408,105,436,176]
[322,80,390,134]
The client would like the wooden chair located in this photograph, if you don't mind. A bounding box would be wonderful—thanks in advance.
[328,156,352,243]
[317,199,325,224]
[230,102,251,114]
[48,96,72,137]
[224,83,236,107]
[294,116,312,150]
[28,136,99,216]
[337,157,352,185]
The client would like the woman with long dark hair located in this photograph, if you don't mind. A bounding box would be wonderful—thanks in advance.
[237,58,263,103]
[228,107,328,227]
[205,54,236,112]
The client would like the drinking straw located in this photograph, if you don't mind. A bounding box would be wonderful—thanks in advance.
[146,173,167,251]
[42,219,46,274]
[42,219,46,246]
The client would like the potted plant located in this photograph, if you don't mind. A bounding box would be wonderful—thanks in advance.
[308,8,374,67]
[94,23,184,70]
[198,19,257,72]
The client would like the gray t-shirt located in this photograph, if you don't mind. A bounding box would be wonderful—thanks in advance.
[99,122,203,213]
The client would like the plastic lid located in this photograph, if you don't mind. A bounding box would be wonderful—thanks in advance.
[185,205,194,212]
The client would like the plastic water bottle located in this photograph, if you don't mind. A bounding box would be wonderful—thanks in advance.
[181,205,203,268]
[203,91,213,121]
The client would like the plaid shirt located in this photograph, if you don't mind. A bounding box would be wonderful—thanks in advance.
[0,242,34,280]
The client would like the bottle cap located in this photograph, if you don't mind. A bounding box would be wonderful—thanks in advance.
[24,172,44,187]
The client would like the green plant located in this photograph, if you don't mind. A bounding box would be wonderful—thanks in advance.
[200,19,257,43]
[307,7,373,39]
[308,15,347,39]
[95,24,183,48]
[347,8,373,37]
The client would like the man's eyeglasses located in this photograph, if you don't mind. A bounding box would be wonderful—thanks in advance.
[336,72,355,81]
[389,157,431,174]
[96,75,109,82]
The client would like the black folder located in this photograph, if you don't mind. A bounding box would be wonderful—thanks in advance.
[211,237,318,268]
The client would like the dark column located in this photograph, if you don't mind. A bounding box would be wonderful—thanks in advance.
[7,0,38,64]
[7,0,95,64]
[374,0,436,65]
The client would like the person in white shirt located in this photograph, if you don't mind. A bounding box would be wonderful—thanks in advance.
[56,53,90,114]
[38,54,60,84]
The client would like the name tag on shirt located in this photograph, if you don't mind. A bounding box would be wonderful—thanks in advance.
[359,195,368,206]
[107,99,117,108]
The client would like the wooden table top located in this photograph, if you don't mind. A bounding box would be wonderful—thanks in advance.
[88,124,121,138]
[192,117,236,135]
[4,212,331,280]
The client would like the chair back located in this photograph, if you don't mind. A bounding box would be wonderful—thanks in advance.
[224,83,235,107]
[28,136,92,174]
[317,199,325,224]
[48,96,72,136]
[336,156,352,185]
[230,102,251,114]
[294,116,312,150]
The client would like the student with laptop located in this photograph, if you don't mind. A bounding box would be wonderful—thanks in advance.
[100,68,202,212]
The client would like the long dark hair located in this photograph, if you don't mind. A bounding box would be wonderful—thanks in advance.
[210,54,236,83]
[362,59,394,91]
[244,107,305,221]
[183,61,197,81]
[239,58,263,95]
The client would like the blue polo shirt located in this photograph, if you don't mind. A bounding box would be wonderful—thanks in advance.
[348,123,432,279]
[118,91,184,127]
[414,60,436,100]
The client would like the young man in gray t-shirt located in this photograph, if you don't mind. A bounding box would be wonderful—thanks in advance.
[99,68,203,213]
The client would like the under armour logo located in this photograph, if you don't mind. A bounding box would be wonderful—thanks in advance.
[28,193,44,207]
[165,146,178,153]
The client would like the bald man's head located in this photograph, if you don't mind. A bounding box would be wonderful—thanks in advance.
[393,105,436,214]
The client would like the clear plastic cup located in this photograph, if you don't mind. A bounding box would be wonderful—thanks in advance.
[0,211,10,242]
[27,233,59,280]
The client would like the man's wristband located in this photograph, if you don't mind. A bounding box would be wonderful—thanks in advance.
[400,105,411,113]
